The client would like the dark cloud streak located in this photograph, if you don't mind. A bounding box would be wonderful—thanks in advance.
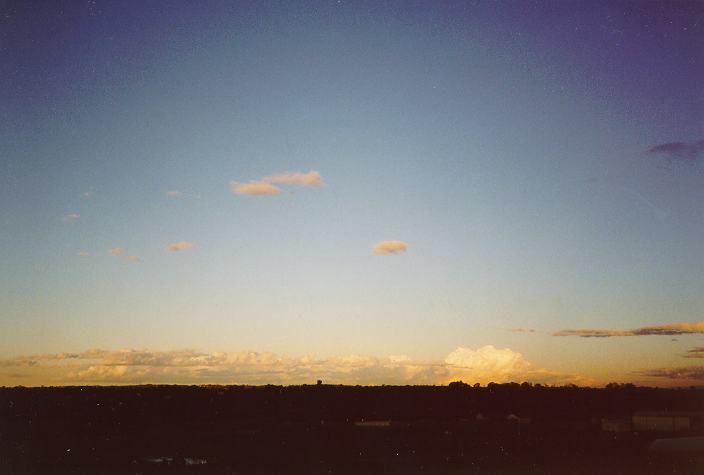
[640,366,704,381]
[646,140,704,161]
[553,322,704,338]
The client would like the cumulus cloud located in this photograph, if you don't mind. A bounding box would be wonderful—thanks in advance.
[685,347,704,359]
[166,241,194,252]
[647,140,704,161]
[639,366,704,381]
[553,321,704,338]
[63,213,80,222]
[0,346,584,387]
[230,181,282,196]
[373,240,409,255]
[262,170,323,187]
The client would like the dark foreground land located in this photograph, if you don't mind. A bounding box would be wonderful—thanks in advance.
[1,383,703,474]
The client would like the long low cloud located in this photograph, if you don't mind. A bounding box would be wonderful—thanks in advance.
[262,171,323,187]
[639,366,704,382]
[685,347,704,358]
[553,321,704,338]
[231,170,323,196]
[230,181,282,195]
[0,346,587,387]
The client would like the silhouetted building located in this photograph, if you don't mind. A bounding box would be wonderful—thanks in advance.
[354,420,391,428]
[632,412,704,432]
[601,418,632,432]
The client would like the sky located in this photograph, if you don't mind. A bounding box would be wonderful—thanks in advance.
[1,0,703,387]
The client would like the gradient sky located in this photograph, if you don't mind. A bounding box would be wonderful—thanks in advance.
[1,0,703,387]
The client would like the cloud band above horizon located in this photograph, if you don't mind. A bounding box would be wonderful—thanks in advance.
[0,346,587,387]
[553,321,704,338]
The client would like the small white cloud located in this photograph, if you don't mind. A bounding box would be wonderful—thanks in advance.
[166,241,194,252]
[262,170,323,187]
[373,240,409,255]
[108,248,140,262]
[230,181,282,196]
[63,213,81,222]
[166,191,183,197]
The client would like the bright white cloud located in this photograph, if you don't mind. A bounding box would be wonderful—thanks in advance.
[0,346,586,386]
[230,181,282,196]
[166,241,194,252]
[444,346,535,384]
[63,213,80,222]
[373,240,409,255]
[262,170,323,187]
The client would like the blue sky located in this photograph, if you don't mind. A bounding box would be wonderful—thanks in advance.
[1,1,703,386]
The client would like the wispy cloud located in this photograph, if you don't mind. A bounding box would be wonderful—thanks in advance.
[553,321,704,338]
[510,328,536,333]
[166,241,194,252]
[108,247,140,263]
[639,366,704,381]
[647,140,704,162]
[166,190,201,199]
[685,347,704,359]
[77,251,90,257]
[230,181,282,196]
[0,346,586,386]
[262,170,323,187]
[373,240,409,255]
[231,170,324,196]
[63,213,80,222]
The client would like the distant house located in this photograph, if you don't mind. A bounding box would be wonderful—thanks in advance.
[354,420,391,428]
[649,436,704,455]
[601,418,632,432]
[632,412,703,432]
[506,414,531,424]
